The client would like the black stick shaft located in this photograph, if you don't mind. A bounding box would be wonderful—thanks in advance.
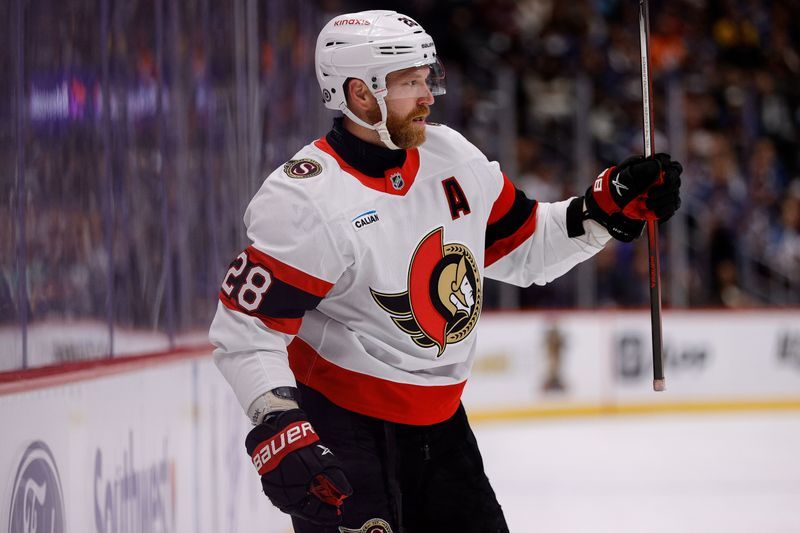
[638,0,665,392]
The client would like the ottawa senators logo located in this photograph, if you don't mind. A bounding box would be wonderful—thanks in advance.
[339,517,393,533]
[283,158,322,179]
[370,227,481,357]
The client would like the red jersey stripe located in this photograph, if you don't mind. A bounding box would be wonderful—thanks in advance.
[246,246,333,298]
[484,203,538,267]
[219,294,303,335]
[288,338,466,426]
[488,173,517,224]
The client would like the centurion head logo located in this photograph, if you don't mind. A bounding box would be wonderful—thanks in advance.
[371,227,481,356]
[8,441,66,533]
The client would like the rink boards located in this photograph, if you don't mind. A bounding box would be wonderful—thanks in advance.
[463,309,800,419]
[0,351,293,533]
[1,309,799,532]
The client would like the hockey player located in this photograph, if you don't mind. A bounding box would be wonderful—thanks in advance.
[209,10,682,533]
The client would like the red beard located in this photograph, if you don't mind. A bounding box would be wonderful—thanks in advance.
[367,105,429,149]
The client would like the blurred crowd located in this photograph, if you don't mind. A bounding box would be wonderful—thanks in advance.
[1,0,323,332]
[2,0,799,344]
[367,0,800,307]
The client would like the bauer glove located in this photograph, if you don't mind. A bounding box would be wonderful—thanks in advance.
[245,409,352,525]
[583,153,682,242]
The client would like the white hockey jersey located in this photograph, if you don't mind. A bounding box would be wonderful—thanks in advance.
[210,123,610,425]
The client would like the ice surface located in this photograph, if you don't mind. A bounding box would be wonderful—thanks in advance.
[474,412,800,533]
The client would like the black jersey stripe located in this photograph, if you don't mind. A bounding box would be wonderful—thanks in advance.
[485,188,538,249]
[219,277,323,320]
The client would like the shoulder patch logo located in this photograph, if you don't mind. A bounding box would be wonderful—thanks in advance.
[370,227,481,357]
[351,210,380,231]
[284,158,322,179]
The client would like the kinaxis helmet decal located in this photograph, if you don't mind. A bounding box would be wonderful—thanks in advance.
[371,227,480,356]
[8,441,66,533]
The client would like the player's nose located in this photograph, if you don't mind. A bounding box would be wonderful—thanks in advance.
[419,84,434,105]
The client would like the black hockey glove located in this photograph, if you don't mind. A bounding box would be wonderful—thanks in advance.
[245,409,352,526]
[584,153,682,242]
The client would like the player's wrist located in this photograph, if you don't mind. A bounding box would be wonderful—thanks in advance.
[247,387,300,425]
[566,196,587,237]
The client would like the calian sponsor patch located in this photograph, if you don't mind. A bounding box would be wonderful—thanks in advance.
[351,210,380,231]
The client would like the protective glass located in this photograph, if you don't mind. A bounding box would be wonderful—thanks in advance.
[384,59,446,100]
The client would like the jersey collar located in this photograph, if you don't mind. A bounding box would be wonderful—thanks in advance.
[315,119,420,196]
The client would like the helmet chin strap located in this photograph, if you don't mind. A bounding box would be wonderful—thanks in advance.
[340,92,402,151]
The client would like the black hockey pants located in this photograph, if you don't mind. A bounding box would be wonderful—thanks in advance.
[292,383,509,533]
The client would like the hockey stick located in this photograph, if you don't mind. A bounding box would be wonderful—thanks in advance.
[637,0,665,392]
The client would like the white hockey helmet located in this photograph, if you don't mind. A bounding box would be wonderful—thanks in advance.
[315,10,445,150]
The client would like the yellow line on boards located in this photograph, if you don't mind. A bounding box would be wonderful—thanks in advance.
[468,399,800,423]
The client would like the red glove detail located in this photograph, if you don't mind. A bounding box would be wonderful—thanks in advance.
[590,166,620,215]
[584,154,682,242]
[251,420,320,475]
[310,474,349,512]
[621,168,665,221]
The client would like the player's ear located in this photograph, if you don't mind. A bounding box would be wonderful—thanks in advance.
[346,78,375,113]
